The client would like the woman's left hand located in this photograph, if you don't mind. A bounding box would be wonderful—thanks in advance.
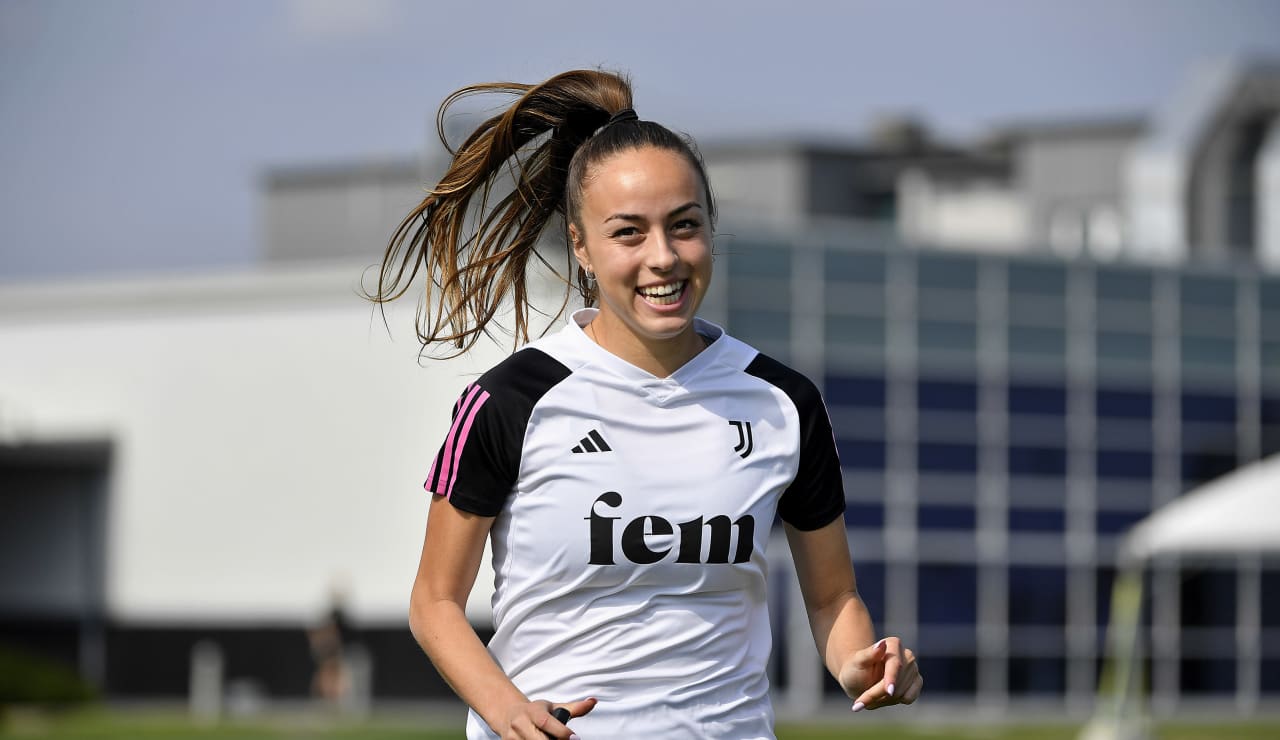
[837,636,922,712]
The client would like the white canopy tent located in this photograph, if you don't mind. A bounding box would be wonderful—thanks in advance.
[1081,453,1280,740]
[1121,453,1280,562]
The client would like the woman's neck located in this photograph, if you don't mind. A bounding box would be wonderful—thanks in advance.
[584,312,707,378]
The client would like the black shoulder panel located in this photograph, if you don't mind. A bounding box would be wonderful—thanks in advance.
[425,348,572,517]
[745,353,846,531]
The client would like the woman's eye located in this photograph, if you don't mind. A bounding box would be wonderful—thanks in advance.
[611,226,640,238]
[673,219,702,232]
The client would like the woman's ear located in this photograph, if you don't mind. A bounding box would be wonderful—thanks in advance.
[569,223,590,273]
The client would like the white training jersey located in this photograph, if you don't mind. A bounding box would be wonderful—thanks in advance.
[425,308,845,739]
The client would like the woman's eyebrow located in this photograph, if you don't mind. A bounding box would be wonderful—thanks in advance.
[605,202,703,223]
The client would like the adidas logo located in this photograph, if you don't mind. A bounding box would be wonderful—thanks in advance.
[571,429,612,454]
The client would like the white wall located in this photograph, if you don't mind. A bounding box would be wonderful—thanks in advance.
[897,168,1029,252]
[0,261,568,625]
[704,148,807,229]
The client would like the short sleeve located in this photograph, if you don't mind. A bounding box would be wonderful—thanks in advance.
[423,381,518,516]
[744,353,846,531]
[777,389,846,530]
[423,348,573,517]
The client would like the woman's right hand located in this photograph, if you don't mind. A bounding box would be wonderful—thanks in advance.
[501,697,597,739]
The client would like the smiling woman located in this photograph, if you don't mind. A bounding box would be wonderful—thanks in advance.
[371,69,921,740]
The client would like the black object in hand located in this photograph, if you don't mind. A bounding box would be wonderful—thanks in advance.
[544,707,571,737]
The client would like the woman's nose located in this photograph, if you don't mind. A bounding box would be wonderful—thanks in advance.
[646,233,679,271]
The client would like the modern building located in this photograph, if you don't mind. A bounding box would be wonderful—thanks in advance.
[715,226,1280,713]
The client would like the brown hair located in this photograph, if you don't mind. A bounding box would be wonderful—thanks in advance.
[367,69,716,355]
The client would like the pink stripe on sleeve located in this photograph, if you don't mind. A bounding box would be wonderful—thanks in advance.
[431,384,479,495]
[445,389,490,499]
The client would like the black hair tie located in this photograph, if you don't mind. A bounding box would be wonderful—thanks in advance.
[605,108,639,127]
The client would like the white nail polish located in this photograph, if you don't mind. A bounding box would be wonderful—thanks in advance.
[852,701,865,712]
[887,683,896,696]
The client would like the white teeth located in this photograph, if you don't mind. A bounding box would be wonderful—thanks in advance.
[638,281,686,305]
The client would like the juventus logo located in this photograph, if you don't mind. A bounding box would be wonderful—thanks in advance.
[729,420,754,459]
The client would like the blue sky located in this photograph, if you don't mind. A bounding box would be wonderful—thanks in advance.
[3,0,1280,280]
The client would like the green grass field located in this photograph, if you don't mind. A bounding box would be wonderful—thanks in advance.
[3,709,1280,740]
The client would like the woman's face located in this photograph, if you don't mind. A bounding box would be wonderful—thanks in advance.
[570,146,713,351]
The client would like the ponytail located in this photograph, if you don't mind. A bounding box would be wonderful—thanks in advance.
[368,69,713,355]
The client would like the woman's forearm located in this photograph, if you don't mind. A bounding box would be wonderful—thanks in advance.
[410,595,526,732]
[807,589,878,679]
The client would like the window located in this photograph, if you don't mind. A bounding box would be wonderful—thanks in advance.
[1009,446,1067,477]
[836,439,885,470]
[917,254,978,291]
[825,375,886,406]
[1096,267,1153,302]
[917,656,977,694]
[918,565,977,625]
[1095,566,1118,628]
[1180,568,1237,627]
[1180,660,1237,694]
[1096,331,1152,365]
[1180,275,1235,308]
[1181,452,1236,486]
[1009,566,1066,625]
[728,309,790,343]
[1009,384,1067,415]
[1096,510,1145,534]
[1009,508,1065,532]
[918,442,978,473]
[824,250,885,283]
[728,243,792,279]
[918,379,978,411]
[1180,335,1235,371]
[1263,397,1280,457]
[1261,569,1280,625]
[1008,326,1066,359]
[917,320,978,355]
[1009,262,1067,296]
[844,502,884,528]
[850,561,885,620]
[1096,389,1153,419]
[824,316,885,348]
[1181,392,1236,423]
[1096,450,1154,480]
[728,279,790,312]
[918,504,976,530]
[1262,277,1280,314]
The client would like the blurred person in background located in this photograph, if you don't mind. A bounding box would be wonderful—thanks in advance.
[307,585,352,704]
[372,69,921,739]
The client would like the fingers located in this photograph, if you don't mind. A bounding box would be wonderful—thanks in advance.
[563,697,598,718]
[504,698,594,739]
[862,637,888,664]
[899,672,924,704]
[879,637,902,696]
[527,697,596,739]
[851,639,921,713]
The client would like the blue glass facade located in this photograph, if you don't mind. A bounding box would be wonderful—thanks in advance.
[724,236,1280,707]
